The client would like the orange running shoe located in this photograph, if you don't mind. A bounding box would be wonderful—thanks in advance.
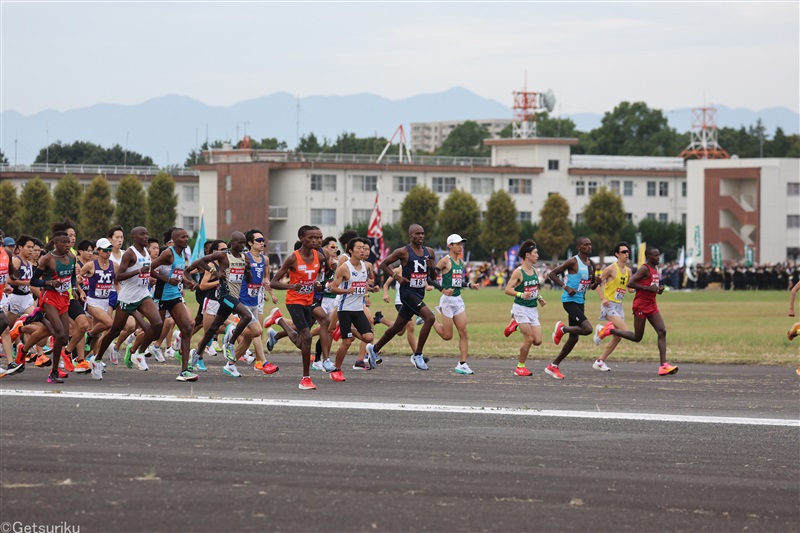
[74,360,90,374]
[658,362,679,376]
[62,353,75,372]
[544,364,565,380]
[298,377,316,390]
[253,361,264,371]
[330,369,346,382]
[788,323,800,341]
[9,319,24,342]
[504,319,518,337]
[598,321,615,340]
[552,321,565,345]
[35,354,52,367]
[15,343,26,365]
[263,308,282,328]
[514,366,532,377]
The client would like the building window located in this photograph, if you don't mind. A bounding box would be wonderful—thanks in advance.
[788,215,800,229]
[393,176,417,192]
[508,178,532,195]
[587,181,598,195]
[352,175,377,192]
[624,181,633,196]
[352,209,371,224]
[575,214,584,225]
[682,213,687,225]
[659,213,668,223]
[647,181,656,197]
[548,159,559,171]
[646,213,656,220]
[225,209,231,225]
[471,177,494,195]
[609,180,620,195]
[225,175,232,192]
[788,183,800,196]
[432,177,456,193]
[576,181,585,196]
[625,213,633,224]
[183,185,198,202]
[182,216,199,233]
[311,208,336,226]
[311,174,336,192]
[518,211,532,222]
[682,181,687,197]
[659,181,669,197]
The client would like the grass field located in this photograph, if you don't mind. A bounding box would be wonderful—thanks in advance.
[184,289,800,367]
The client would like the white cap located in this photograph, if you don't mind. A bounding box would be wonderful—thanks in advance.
[95,238,112,249]
[446,234,467,245]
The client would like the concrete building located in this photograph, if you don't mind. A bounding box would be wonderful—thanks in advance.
[684,158,800,264]
[410,119,514,153]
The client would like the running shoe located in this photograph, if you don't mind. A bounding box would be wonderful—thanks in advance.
[0,366,6,378]
[222,324,234,347]
[223,362,241,378]
[241,351,255,365]
[189,349,200,370]
[124,332,136,346]
[514,366,532,377]
[259,361,277,374]
[9,319,24,342]
[57,369,69,378]
[90,357,104,380]
[593,324,603,346]
[6,362,24,376]
[552,321,565,345]
[43,337,53,354]
[176,369,199,382]
[47,371,64,384]
[410,354,429,370]
[15,343,26,364]
[598,321,615,342]
[788,323,800,341]
[124,345,134,368]
[74,359,91,374]
[593,359,611,372]
[223,343,236,363]
[353,359,368,370]
[373,311,384,326]
[330,369,346,382]
[266,328,278,352]
[195,359,207,372]
[254,360,264,371]
[504,319,518,337]
[454,362,474,375]
[62,353,75,372]
[108,345,120,365]
[311,360,324,372]
[415,316,424,325]
[299,376,316,390]
[332,324,342,342]
[321,358,335,373]
[171,330,181,351]
[545,364,565,380]
[133,352,149,371]
[263,308,282,329]
[434,306,442,315]
[211,340,222,353]
[35,354,52,367]
[366,343,379,369]
[149,345,165,363]
[203,345,216,358]
[658,362,679,376]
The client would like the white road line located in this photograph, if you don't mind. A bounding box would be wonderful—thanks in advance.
[1,389,798,427]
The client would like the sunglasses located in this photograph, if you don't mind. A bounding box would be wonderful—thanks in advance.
[99,248,112,252]
[618,250,630,255]
[254,238,265,243]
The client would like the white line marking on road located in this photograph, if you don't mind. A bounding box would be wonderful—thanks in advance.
[1,389,797,427]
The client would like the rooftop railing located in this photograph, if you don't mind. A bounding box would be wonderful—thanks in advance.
[0,163,200,177]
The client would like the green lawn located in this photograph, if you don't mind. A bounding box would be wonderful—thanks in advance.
[184,289,800,366]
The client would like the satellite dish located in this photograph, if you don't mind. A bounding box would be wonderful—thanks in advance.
[542,89,556,113]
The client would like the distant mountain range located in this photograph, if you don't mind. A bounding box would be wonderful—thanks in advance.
[2,87,797,167]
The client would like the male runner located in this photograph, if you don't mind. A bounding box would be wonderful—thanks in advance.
[591,241,633,371]
[239,229,278,374]
[504,239,547,376]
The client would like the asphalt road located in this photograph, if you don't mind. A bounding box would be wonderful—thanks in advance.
[1,355,798,532]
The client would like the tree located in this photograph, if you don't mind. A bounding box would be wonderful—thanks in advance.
[500,114,581,139]
[17,177,53,240]
[35,140,154,166]
[438,189,481,248]
[148,172,178,241]
[237,137,288,151]
[399,186,439,240]
[185,140,226,166]
[0,149,8,165]
[581,101,679,156]
[436,121,491,158]
[80,176,114,241]
[535,193,572,261]
[296,133,325,153]
[582,187,626,261]
[0,181,21,236]
[479,190,519,263]
[766,127,791,157]
[114,176,148,244]
[52,173,83,223]
[638,219,685,261]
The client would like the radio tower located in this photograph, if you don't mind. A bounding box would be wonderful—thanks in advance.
[679,106,730,160]
[511,74,556,139]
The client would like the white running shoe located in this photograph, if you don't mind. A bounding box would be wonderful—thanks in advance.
[211,340,222,353]
[322,358,336,373]
[454,362,474,375]
[171,330,181,351]
[203,345,216,358]
[223,362,241,378]
[149,344,165,363]
[165,347,175,360]
[593,324,603,347]
[125,333,136,346]
[311,361,325,372]
[90,357,104,380]
[242,352,255,365]
[593,359,611,372]
[410,354,429,370]
[222,324,235,347]
[266,328,278,352]
[108,345,120,365]
[132,352,149,371]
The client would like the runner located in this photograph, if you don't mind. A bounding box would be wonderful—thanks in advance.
[310,236,339,372]
[79,238,116,361]
[366,224,445,371]
[503,239,547,377]
[788,280,799,341]
[190,239,229,370]
[239,229,279,375]
[432,234,479,375]
[597,247,678,375]
[0,228,22,376]
[92,227,170,381]
[269,225,327,390]
[545,236,599,379]
[7,235,36,327]
[591,241,633,371]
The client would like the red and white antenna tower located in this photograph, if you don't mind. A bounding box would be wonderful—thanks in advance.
[512,73,556,138]
[679,106,730,160]
[376,125,412,164]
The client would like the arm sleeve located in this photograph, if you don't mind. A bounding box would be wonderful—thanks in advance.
[30,268,46,288]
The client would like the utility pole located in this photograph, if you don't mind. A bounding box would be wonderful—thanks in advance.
[124,131,129,167]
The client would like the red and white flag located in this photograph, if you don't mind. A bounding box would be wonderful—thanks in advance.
[366,192,385,263]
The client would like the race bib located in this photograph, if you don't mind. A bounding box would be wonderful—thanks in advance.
[409,272,427,288]
[297,281,315,294]
[0,274,7,285]
[96,283,112,298]
[451,272,463,288]
[247,283,263,298]
[351,281,367,295]
[55,275,71,293]
[615,288,626,301]
[524,284,539,300]
[577,278,591,293]
[229,267,245,284]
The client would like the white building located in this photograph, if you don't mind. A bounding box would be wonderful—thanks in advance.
[410,119,514,153]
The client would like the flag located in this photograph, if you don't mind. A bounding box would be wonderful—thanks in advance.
[677,246,685,267]
[637,241,646,266]
[190,212,206,264]
[366,192,385,264]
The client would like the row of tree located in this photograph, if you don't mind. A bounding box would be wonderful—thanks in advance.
[0,173,178,245]
[346,185,685,264]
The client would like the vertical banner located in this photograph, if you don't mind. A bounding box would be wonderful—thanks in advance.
[745,245,754,267]
[366,191,385,265]
[637,242,647,267]
[506,245,520,269]
[694,225,702,257]
[189,211,206,263]
[710,243,722,268]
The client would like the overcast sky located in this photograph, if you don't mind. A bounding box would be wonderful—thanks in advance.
[2,1,798,116]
